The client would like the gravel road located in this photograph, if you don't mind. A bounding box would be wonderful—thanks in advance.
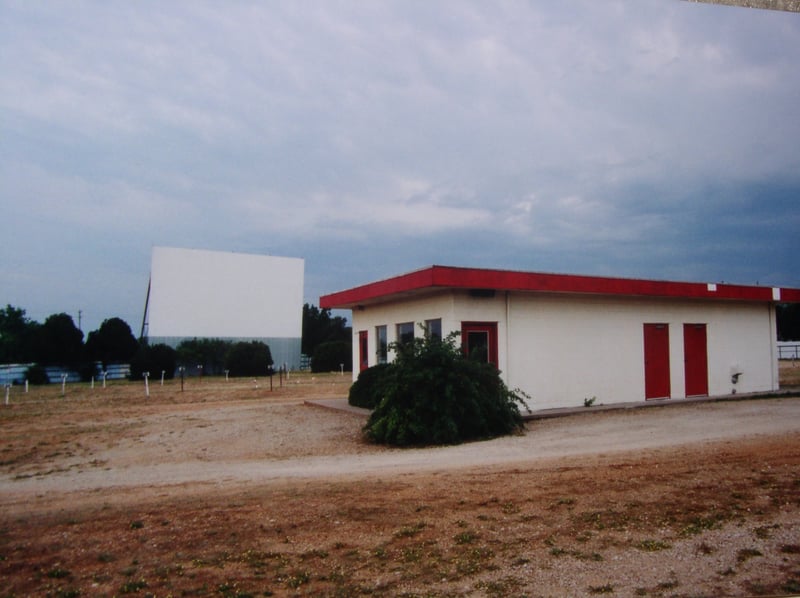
[4,396,799,500]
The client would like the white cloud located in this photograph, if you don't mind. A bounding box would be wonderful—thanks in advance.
[0,160,193,232]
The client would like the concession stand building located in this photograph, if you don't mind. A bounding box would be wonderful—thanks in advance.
[320,265,800,410]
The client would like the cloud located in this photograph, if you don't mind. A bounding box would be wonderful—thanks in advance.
[1,1,799,330]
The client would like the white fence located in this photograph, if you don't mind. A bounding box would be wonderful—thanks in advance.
[778,342,800,360]
[0,362,130,385]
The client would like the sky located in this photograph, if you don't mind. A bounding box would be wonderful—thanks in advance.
[1,1,799,334]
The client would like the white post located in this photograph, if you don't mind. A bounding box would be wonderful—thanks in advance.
[160,370,165,386]
[25,379,29,393]
[91,376,95,389]
[4,384,9,406]
[143,371,150,398]
[225,369,230,381]
[102,371,108,388]
[61,373,68,397]
[340,363,344,376]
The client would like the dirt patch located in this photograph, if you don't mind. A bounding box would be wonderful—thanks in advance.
[781,359,800,387]
[1,372,799,597]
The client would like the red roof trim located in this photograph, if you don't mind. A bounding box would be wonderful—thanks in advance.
[319,265,800,309]
[782,288,800,303]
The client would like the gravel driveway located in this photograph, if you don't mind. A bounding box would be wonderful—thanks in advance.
[4,396,799,499]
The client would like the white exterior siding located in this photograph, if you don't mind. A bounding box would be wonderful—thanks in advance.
[350,293,456,371]
[350,289,779,410]
[505,294,776,410]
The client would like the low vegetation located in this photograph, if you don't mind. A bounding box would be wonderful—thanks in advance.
[1,375,799,596]
[356,331,529,446]
[310,340,351,373]
[347,363,391,409]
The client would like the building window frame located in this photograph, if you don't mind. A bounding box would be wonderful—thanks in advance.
[376,325,388,364]
[425,318,442,340]
[396,321,414,345]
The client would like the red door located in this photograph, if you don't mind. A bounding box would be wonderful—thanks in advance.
[461,322,498,367]
[643,323,670,399]
[358,330,369,372]
[683,323,708,397]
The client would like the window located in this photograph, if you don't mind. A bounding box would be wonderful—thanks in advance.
[461,321,498,367]
[376,325,388,364]
[396,322,414,345]
[425,318,442,340]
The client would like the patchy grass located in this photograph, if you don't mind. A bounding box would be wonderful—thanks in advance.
[636,539,671,552]
[1,377,799,596]
[394,521,427,539]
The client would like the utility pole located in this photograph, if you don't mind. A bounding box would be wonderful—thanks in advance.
[78,309,82,331]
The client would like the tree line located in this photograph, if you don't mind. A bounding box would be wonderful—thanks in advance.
[0,303,352,383]
[0,306,139,378]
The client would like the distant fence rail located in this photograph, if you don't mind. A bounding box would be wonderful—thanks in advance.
[0,362,130,385]
[0,363,33,386]
[778,342,800,360]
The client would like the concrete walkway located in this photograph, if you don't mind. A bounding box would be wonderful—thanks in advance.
[304,389,800,421]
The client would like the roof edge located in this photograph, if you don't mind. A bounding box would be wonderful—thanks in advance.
[319,265,800,309]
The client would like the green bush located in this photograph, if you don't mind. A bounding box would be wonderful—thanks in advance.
[176,338,230,375]
[129,343,177,380]
[24,364,49,385]
[311,340,352,373]
[348,363,392,409]
[85,317,139,366]
[363,331,528,446]
[224,341,273,377]
[78,361,99,382]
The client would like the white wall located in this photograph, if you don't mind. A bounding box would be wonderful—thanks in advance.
[350,292,456,375]
[506,294,776,409]
[350,290,778,410]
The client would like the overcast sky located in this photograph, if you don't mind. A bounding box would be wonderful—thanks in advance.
[1,1,799,333]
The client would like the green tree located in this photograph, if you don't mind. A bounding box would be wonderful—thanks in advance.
[24,364,49,385]
[302,303,350,357]
[224,341,273,377]
[35,313,84,366]
[311,340,352,372]
[361,330,528,446]
[176,338,230,375]
[130,342,177,380]
[85,317,139,366]
[0,304,39,363]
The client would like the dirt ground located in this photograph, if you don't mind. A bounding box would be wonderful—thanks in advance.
[1,364,799,597]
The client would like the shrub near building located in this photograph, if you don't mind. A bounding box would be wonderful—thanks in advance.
[348,363,391,409]
[356,331,528,446]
